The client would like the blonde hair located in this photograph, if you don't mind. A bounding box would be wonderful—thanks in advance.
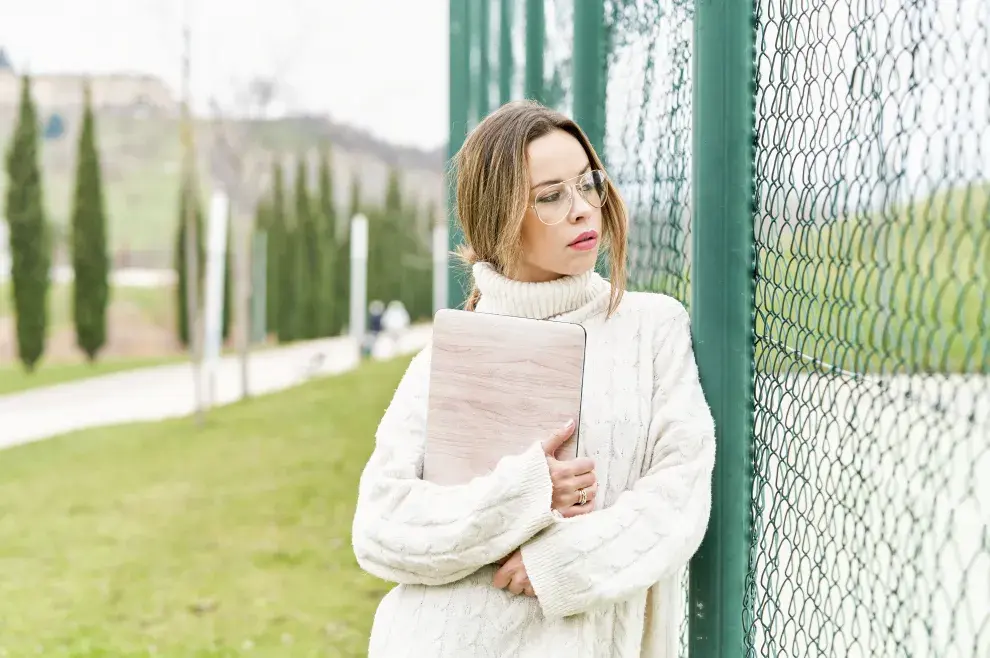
[450,99,628,317]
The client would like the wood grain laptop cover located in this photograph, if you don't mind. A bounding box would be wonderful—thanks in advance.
[423,308,587,486]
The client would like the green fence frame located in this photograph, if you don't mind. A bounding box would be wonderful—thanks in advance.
[689,0,755,655]
[447,0,470,309]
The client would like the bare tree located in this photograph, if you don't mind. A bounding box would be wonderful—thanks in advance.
[205,78,283,400]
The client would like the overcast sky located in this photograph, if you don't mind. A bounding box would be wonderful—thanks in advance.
[0,0,449,150]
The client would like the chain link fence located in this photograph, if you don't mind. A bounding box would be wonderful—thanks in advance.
[748,0,988,656]
[461,0,988,654]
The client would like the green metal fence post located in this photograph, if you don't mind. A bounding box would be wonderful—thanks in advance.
[572,0,608,278]
[689,0,756,655]
[466,0,477,126]
[498,0,514,105]
[572,0,606,157]
[524,0,544,103]
[478,0,491,118]
[447,0,471,309]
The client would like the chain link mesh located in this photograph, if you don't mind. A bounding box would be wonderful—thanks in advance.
[748,0,988,655]
[545,0,574,116]
[603,1,692,308]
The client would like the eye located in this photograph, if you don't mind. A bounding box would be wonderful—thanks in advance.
[536,190,561,204]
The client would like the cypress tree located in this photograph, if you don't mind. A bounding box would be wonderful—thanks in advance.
[274,161,297,343]
[173,180,203,347]
[264,163,286,339]
[422,200,440,319]
[3,75,51,371]
[222,207,232,343]
[368,169,405,305]
[69,82,110,361]
[332,175,359,335]
[405,199,435,322]
[291,158,319,340]
[253,198,273,340]
[316,149,337,337]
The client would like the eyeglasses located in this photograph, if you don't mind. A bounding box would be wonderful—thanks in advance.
[530,169,609,226]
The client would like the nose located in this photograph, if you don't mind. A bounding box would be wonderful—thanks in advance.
[567,186,593,223]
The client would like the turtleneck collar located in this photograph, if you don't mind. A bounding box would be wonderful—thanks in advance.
[472,262,611,321]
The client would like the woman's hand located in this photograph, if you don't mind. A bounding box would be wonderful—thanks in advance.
[493,550,534,596]
[542,419,598,517]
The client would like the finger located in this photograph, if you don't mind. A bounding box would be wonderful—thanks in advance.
[541,419,576,456]
[523,583,536,597]
[560,458,596,477]
[508,578,526,596]
[567,472,597,492]
[495,550,516,566]
[560,502,596,518]
[559,458,595,477]
[571,481,599,505]
[493,567,511,589]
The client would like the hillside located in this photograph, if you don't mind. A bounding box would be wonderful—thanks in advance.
[0,106,446,267]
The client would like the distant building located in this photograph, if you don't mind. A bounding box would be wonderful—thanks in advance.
[0,46,176,115]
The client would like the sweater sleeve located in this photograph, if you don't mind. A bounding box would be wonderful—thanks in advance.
[352,348,558,587]
[520,306,716,619]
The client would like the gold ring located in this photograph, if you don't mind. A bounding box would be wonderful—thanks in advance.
[578,488,588,506]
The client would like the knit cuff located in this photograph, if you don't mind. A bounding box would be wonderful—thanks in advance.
[511,442,558,538]
[520,522,586,619]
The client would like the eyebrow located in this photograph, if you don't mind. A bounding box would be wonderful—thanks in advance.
[530,164,592,191]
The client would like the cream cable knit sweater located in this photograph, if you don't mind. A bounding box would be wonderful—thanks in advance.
[352,262,716,658]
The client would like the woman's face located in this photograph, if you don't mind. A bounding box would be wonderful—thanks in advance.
[514,129,605,283]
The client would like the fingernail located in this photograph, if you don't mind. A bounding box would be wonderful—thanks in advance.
[563,419,574,429]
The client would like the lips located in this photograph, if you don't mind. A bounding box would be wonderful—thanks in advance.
[568,230,599,250]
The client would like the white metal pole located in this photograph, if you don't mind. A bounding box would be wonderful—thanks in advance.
[202,189,229,407]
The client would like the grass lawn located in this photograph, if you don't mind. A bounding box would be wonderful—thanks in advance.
[0,357,179,396]
[0,354,410,657]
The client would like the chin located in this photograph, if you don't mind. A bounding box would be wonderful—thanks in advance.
[520,251,599,282]
[560,251,600,276]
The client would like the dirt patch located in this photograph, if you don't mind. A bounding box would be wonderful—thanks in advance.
[0,299,184,365]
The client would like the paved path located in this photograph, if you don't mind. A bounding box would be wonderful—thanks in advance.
[0,325,432,451]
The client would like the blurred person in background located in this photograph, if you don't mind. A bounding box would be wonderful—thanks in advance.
[380,299,410,354]
[363,300,385,358]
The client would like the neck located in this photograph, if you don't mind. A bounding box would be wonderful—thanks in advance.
[509,261,565,284]
[472,262,610,321]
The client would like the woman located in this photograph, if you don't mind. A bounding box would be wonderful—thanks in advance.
[351,100,716,657]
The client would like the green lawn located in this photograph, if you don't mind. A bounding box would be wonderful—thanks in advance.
[0,355,409,657]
